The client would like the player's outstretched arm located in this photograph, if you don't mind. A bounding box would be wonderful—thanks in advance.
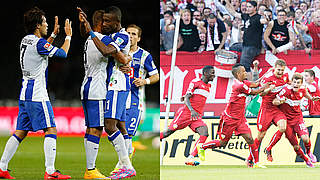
[60,19,72,54]
[132,73,159,87]
[47,16,60,44]
[51,19,72,59]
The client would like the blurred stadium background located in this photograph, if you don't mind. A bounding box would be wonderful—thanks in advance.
[0,0,160,179]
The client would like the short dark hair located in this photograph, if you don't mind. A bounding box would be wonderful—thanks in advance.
[248,1,257,7]
[164,10,173,17]
[304,69,315,78]
[92,10,105,28]
[232,63,243,78]
[105,6,122,22]
[202,65,214,74]
[208,13,217,19]
[277,9,287,15]
[24,7,45,34]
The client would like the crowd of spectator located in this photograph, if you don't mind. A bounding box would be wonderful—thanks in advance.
[160,0,320,57]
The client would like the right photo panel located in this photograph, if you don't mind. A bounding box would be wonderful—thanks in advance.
[160,0,320,179]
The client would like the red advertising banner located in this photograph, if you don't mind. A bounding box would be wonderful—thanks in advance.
[0,107,87,136]
[160,50,320,116]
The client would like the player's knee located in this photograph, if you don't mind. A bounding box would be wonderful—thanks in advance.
[44,127,57,135]
[14,130,28,140]
[88,127,103,137]
[301,135,309,143]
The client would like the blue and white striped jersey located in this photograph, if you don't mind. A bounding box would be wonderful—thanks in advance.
[107,28,131,91]
[19,34,59,102]
[80,32,110,100]
[127,47,158,110]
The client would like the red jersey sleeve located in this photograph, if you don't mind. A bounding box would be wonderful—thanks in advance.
[186,80,197,95]
[238,82,252,95]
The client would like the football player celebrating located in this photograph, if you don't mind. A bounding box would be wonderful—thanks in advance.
[160,65,215,166]
[0,7,71,179]
[271,73,319,167]
[198,63,271,168]
[247,59,289,166]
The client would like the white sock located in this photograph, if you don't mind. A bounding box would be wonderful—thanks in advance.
[108,131,133,169]
[44,134,56,174]
[0,135,21,171]
[86,134,100,170]
[127,138,133,156]
[123,134,130,156]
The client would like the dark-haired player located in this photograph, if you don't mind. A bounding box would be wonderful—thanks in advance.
[160,66,215,166]
[0,7,72,179]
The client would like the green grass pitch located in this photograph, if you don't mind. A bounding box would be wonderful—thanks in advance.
[161,165,320,180]
[0,136,159,180]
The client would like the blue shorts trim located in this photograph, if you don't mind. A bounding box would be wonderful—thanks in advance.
[82,100,105,127]
[16,100,55,132]
[125,107,142,136]
[104,90,129,121]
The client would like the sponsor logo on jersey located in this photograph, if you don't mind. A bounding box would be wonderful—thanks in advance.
[44,43,53,51]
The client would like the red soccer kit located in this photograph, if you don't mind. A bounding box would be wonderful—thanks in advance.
[218,79,252,142]
[257,71,288,132]
[169,78,211,132]
[277,86,309,144]
[306,81,320,115]
[307,22,320,49]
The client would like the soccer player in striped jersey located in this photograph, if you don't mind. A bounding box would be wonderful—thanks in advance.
[78,9,131,179]
[0,7,71,179]
[78,6,135,179]
[118,24,159,167]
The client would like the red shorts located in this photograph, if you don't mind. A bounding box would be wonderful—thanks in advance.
[257,106,287,132]
[285,120,309,146]
[168,107,206,133]
[217,114,252,142]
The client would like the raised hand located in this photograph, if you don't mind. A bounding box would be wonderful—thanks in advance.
[64,18,72,37]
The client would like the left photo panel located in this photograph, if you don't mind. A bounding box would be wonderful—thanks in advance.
[0,0,160,179]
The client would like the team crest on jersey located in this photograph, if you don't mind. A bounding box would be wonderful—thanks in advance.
[44,43,53,51]
[115,37,124,46]
[283,76,287,82]
[300,92,303,98]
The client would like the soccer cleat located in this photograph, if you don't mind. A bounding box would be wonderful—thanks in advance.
[197,145,205,161]
[264,148,273,162]
[306,160,315,168]
[308,153,317,163]
[109,168,120,175]
[185,161,200,166]
[0,169,15,179]
[107,168,136,179]
[253,163,267,168]
[44,170,71,179]
[245,159,253,168]
[84,168,109,179]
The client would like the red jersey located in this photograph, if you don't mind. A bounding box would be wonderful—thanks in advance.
[306,81,320,115]
[260,71,289,109]
[184,78,211,114]
[277,86,306,124]
[224,79,252,120]
[307,22,320,49]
